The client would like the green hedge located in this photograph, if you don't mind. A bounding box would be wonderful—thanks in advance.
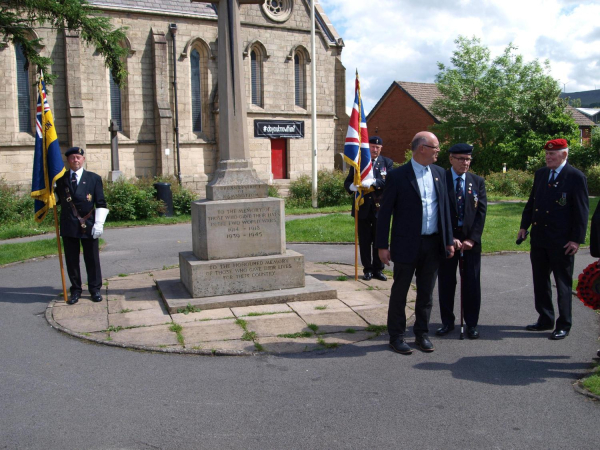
[484,170,534,197]
[0,179,34,225]
[288,170,352,208]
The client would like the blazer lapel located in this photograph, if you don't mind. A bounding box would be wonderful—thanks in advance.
[407,164,420,198]
[447,170,457,215]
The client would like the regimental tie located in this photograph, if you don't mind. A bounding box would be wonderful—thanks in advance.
[71,172,77,192]
[456,177,465,223]
[549,169,556,185]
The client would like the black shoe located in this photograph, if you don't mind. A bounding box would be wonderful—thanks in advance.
[372,271,387,281]
[467,326,480,339]
[67,292,80,305]
[435,324,455,336]
[363,272,373,281]
[389,338,413,354]
[549,329,569,340]
[415,334,435,352]
[90,292,103,303]
[525,322,554,331]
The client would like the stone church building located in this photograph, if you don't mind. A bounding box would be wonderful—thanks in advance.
[0,0,347,194]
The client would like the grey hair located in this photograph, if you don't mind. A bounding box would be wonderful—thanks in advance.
[411,136,426,152]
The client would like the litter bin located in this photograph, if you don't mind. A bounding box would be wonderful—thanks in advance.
[153,182,174,217]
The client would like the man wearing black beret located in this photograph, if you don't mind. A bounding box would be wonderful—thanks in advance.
[344,136,393,281]
[56,147,109,305]
[436,143,487,339]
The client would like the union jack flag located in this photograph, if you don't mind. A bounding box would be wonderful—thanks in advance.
[343,71,374,210]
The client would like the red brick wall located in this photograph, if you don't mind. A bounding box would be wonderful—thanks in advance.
[367,86,436,164]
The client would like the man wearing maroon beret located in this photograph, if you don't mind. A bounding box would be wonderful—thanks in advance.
[518,138,589,339]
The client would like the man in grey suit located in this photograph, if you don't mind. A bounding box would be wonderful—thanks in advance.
[377,131,455,354]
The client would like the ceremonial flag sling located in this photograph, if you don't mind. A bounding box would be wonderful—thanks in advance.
[343,71,374,280]
[31,72,68,302]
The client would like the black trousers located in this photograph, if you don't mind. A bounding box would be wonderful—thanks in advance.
[437,239,481,327]
[358,213,383,274]
[387,234,441,339]
[530,245,573,331]
[63,236,102,295]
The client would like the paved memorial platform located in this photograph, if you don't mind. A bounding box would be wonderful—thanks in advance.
[46,261,416,355]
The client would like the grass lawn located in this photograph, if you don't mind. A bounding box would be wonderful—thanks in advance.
[582,363,600,396]
[0,238,105,266]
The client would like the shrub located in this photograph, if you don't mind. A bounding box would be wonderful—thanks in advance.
[268,184,280,198]
[287,170,352,208]
[567,142,600,171]
[485,170,534,197]
[171,183,196,216]
[103,178,163,221]
[0,179,34,225]
[585,165,600,196]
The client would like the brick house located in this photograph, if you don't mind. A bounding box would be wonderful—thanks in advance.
[0,0,348,194]
[366,81,442,164]
[566,106,595,145]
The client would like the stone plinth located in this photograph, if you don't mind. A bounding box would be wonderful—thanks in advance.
[192,197,284,260]
[180,250,305,298]
[206,160,269,200]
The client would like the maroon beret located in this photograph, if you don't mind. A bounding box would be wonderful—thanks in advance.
[544,139,568,150]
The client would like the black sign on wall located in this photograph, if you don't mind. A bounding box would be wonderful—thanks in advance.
[254,120,304,139]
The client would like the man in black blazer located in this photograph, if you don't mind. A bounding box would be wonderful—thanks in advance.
[56,147,109,305]
[519,138,589,340]
[436,143,487,339]
[376,131,455,354]
[344,136,394,281]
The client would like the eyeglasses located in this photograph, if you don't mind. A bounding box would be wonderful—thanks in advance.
[422,144,440,151]
[451,155,472,162]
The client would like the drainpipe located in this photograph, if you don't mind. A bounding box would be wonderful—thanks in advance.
[169,23,182,185]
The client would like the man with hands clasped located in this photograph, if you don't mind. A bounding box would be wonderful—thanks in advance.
[56,147,109,305]
[344,136,394,281]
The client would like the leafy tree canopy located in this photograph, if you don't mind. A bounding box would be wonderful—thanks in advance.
[0,0,128,86]
[431,36,579,174]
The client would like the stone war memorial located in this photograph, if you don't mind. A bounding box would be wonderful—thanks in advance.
[158,0,336,312]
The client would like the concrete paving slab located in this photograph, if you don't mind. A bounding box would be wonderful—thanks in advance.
[295,310,369,334]
[243,313,310,337]
[151,268,179,280]
[181,318,244,344]
[109,324,180,346]
[337,289,389,307]
[321,279,365,292]
[52,295,108,308]
[52,302,107,320]
[108,307,171,328]
[88,331,110,341]
[319,330,376,344]
[351,304,389,326]
[171,308,234,324]
[257,336,320,353]
[109,286,161,303]
[107,295,162,314]
[193,339,256,353]
[287,299,351,315]
[54,313,108,333]
[231,303,293,317]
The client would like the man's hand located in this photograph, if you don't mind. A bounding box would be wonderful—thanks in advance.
[462,239,475,251]
[361,179,375,188]
[446,245,455,259]
[378,249,391,266]
[517,229,528,241]
[453,238,462,250]
[349,184,358,192]
[564,241,580,255]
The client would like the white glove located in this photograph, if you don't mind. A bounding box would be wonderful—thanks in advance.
[361,178,375,188]
[349,184,358,192]
[92,208,109,239]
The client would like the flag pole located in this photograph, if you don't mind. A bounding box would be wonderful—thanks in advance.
[38,74,68,303]
[354,70,362,281]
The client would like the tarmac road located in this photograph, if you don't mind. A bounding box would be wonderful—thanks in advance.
[1,223,599,449]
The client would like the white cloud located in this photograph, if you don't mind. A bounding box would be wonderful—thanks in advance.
[319,0,600,113]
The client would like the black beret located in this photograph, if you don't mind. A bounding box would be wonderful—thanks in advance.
[448,143,473,154]
[369,136,383,145]
[65,147,84,157]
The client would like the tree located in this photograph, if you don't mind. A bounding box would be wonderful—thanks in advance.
[0,0,128,85]
[431,36,578,174]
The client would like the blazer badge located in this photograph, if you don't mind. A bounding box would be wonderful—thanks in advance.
[557,193,567,206]
[86,193,92,202]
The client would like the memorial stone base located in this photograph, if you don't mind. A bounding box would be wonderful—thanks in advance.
[164,194,337,312]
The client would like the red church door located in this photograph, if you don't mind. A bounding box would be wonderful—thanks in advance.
[271,138,287,179]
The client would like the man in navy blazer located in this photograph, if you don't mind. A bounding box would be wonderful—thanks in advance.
[436,143,487,339]
[519,138,589,340]
[377,131,455,354]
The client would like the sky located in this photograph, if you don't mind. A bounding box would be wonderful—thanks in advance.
[318,0,600,114]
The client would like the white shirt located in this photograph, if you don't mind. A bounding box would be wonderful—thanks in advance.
[411,159,439,235]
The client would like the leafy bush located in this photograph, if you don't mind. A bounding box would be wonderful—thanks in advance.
[103,178,163,221]
[171,183,196,215]
[585,165,600,196]
[567,142,600,171]
[485,170,534,197]
[0,179,34,225]
[288,170,351,208]
[268,184,280,198]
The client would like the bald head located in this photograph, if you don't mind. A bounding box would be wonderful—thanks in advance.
[411,131,440,166]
